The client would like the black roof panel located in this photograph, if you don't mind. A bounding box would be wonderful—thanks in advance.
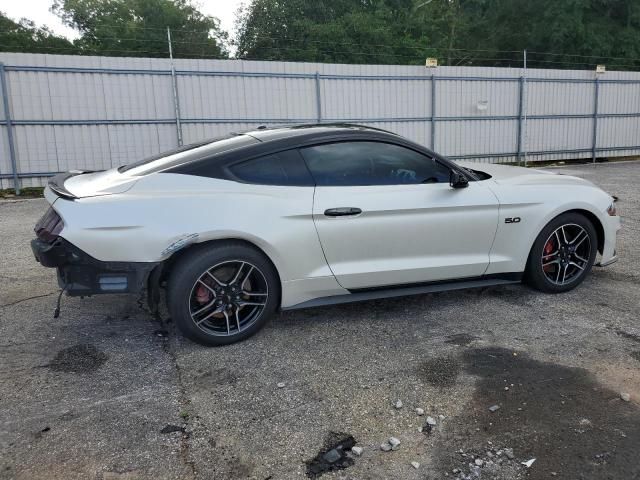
[245,123,398,142]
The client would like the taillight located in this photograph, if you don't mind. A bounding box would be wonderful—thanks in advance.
[34,208,64,243]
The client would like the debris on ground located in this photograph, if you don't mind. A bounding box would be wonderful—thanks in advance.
[306,433,356,478]
[488,404,500,412]
[620,392,631,402]
[380,437,401,451]
[277,382,285,388]
[522,458,536,468]
[426,416,437,426]
[160,424,185,434]
[411,461,420,469]
[449,445,524,479]
[394,399,403,409]
[416,407,425,416]
[351,446,363,456]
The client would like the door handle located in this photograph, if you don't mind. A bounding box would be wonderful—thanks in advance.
[324,207,362,217]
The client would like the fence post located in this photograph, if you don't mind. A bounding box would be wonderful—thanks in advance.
[315,72,322,123]
[0,63,19,194]
[167,28,183,146]
[431,74,436,150]
[516,76,525,166]
[592,77,599,164]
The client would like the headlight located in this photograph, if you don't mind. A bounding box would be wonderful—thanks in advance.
[606,202,617,216]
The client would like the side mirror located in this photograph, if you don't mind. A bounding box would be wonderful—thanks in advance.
[449,170,469,189]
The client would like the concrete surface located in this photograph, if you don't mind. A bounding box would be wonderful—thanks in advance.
[1,161,639,480]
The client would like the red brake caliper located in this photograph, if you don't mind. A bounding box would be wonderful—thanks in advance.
[195,283,212,304]
[543,238,555,272]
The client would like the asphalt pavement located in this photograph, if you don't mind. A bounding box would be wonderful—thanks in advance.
[1,160,639,479]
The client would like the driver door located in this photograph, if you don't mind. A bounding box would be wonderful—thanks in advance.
[301,141,500,290]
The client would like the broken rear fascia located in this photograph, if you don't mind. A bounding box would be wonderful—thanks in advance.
[31,236,159,297]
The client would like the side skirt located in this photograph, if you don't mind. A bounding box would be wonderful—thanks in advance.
[282,274,523,311]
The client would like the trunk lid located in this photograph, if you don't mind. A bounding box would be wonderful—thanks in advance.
[49,169,138,199]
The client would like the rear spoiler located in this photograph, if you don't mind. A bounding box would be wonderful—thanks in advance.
[48,170,95,200]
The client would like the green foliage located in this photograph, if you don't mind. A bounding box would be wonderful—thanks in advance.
[236,0,640,69]
[0,11,77,54]
[51,0,227,58]
[2,0,640,69]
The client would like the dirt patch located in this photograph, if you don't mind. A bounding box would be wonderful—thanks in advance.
[305,432,356,478]
[630,351,640,363]
[616,329,640,343]
[418,356,461,387]
[48,344,107,373]
[192,368,239,389]
[432,347,640,479]
[445,333,479,347]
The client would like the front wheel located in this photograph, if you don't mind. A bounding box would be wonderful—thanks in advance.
[525,213,598,293]
[167,242,280,346]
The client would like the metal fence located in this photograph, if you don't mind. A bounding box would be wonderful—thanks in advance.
[1,52,639,191]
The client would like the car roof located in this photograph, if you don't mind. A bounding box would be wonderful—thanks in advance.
[241,123,399,143]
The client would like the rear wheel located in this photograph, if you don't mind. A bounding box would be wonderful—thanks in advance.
[168,242,280,346]
[525,213,598,293]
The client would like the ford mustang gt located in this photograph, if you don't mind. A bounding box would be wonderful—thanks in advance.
[31,124,620,345]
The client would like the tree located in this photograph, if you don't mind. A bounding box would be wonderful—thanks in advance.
[236,0,640,69]
[52,0,228,58]
[234,0,430,65]
[0,11,77,54]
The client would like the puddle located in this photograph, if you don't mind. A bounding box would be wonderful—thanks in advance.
[418,356,461,387]
[306,432,356,478]
[433,347,640,479]
[48,344,107,373]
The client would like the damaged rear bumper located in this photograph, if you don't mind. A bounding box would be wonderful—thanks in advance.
[31,237,158,297]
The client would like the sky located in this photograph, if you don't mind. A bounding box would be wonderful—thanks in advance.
[0,0,245,39]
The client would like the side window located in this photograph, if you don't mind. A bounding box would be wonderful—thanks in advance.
[228,150,314,186]
[300,141,451,186]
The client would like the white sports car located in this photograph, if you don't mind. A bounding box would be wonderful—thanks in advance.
[31,124,620,345]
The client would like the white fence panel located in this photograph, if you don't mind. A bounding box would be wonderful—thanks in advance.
[0,52,639,190]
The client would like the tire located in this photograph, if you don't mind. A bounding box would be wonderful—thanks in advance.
[525,212,598,293]
[167,241,280,346]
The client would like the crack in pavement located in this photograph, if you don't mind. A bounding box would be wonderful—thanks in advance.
[137,292,197,479]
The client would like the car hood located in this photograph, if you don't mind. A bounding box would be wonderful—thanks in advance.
[49,168,139,199]
[456,161,596,188]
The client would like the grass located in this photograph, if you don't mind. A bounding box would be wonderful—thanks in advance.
[0,187,45,199]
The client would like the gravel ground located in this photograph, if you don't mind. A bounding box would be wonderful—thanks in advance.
[1,161,639,480]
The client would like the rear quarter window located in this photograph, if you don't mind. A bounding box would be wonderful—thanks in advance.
[227,150,314,186]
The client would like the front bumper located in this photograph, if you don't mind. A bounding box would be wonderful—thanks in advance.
[31,237,158,296]
[596,214,621,267]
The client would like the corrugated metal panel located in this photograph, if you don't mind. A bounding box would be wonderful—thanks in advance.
[525,118,593,152]
[0,52,639,188]
[438,119,518,158]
